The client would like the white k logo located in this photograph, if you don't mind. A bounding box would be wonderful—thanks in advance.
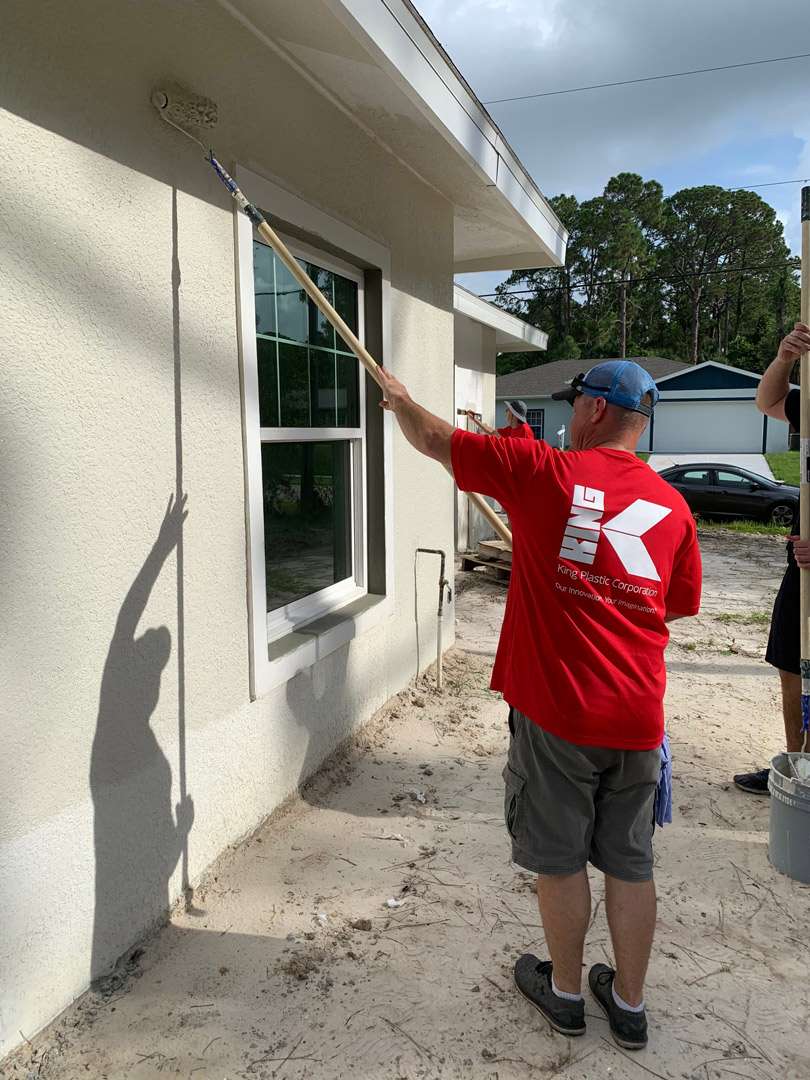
[601,500,671,581]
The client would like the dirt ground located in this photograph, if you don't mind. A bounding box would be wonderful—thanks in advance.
[6,530,810,1080]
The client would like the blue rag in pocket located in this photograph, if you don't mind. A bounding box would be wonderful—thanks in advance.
[654,733,672,828]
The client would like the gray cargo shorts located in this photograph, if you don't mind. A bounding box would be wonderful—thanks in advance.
[503,707,660,882]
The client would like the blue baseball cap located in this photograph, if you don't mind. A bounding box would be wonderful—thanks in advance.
[551,360,659,417]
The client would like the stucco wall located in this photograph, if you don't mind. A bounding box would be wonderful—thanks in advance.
[0,0,455,1057]
[454,315,496,550]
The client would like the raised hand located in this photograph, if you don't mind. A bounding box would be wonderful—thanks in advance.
[154,492,189,556]
[777,322,810,363]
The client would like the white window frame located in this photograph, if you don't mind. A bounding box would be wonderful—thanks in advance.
[234,166,395,699]
[526,407,545,440]
[256,236,368,640]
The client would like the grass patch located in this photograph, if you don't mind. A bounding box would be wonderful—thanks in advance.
[715,611,771,626]
[766,451,799,485]
[636,452,650,462]
[698,519,789,537]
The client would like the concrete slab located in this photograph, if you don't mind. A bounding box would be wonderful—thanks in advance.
[648,452,774,480]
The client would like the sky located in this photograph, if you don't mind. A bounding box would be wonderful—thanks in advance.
[414,0,810,297]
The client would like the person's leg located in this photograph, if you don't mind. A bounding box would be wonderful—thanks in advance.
[779,668,804,753]
[604,876,656,1006]
[589,746,659,1011]
[535,870,591,994]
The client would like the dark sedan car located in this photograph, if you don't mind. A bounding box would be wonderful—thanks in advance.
[658,463,798,526]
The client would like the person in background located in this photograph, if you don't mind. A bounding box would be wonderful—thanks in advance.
[468,398,534,439]
[734,322,810,794]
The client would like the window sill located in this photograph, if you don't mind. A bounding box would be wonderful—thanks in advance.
[254,592,393,698]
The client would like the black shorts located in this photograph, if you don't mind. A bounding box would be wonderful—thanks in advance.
[766,561,799,675]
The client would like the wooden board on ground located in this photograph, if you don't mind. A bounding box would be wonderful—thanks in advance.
[477,539,512,564]
[459,553,511,583]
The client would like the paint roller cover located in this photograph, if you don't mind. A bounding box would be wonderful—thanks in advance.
[151,84,218,134]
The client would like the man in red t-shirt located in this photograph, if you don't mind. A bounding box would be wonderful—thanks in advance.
[467,398,534,439]
[377,359,701,1050]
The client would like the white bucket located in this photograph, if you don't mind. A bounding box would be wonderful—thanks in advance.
[768,753,810,884]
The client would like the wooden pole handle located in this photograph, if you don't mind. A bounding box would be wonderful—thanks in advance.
[467,491,512,545]
[799,186,810,743]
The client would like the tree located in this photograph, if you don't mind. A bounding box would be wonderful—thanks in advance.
[494,175,798,374]
[600,174,662,357]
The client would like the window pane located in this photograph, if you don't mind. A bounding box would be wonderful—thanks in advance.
[680,471,710,484]
[526,408,544,439]
[336,355,359,427]
[254,243,276,336]
[310,349,337,427]
[307,264,335,350]
[261,441,352,612]
[274,256,308,344]
[257,337,279,427]
[278,343,310,426]
[253,241,361,428]
[334,274,358,353]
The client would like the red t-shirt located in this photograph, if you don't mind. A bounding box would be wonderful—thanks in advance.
[452,431,702,749]
[497,422,534,439]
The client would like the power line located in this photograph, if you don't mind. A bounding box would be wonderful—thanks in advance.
[735,177,810,190]
[480,260,798,299]
[482,51,810,105]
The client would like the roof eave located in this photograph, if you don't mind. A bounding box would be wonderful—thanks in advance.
[453,285,548,351]
[239,0,568,269]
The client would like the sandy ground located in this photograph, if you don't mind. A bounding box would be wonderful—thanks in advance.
[6,530,810,1080]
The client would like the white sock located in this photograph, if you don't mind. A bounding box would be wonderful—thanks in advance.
[551,976,583,1002]
[612,983,644,1013]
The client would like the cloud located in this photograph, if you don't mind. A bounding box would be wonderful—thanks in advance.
[417,0,810,257]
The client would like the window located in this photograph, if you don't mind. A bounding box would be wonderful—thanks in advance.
[236,165,394,699]
[679,470,711,485]
[253,239,366,637]
[526,408,544,440]
[716,470,752,488]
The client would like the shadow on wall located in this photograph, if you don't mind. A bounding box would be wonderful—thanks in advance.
[89,495,193,983]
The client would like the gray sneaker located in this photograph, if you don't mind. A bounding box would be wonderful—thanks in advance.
[513,955,586,1036]
[588,963,648,1049]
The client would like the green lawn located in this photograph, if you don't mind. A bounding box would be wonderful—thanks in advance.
[698,519,789,537]
[766,451,799,485]
[636,452,650,462]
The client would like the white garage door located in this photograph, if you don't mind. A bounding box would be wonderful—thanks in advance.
[652,401,764,453]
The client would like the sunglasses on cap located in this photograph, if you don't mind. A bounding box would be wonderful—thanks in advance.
[552,372,613,404]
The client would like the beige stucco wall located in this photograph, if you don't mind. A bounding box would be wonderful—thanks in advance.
[453,315,496,550]
[0,0,456,1057]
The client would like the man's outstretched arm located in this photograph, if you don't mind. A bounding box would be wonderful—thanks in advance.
[377,367,454,469]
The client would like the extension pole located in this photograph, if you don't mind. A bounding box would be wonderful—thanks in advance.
[206,155,512,547]
[800,185,810,752]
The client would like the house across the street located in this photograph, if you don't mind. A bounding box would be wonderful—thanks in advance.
[496,357,794,454]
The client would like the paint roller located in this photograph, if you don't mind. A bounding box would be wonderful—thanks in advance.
[150,83,512,547]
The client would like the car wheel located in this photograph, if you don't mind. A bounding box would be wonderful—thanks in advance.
[770,503,794,527]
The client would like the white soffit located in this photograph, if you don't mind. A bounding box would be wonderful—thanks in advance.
[220,0,567,271]
[454,285,547,353]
